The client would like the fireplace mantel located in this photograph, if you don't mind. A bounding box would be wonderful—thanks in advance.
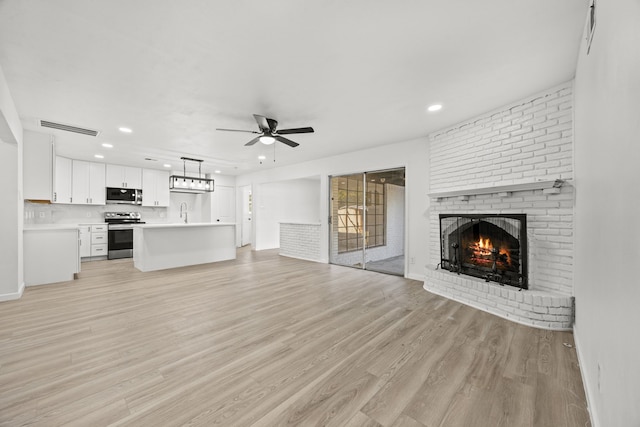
[428,179,566,201]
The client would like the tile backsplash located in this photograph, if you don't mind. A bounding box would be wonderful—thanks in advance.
[25,192,208,225]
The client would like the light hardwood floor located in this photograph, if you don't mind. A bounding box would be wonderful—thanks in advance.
[0,247,590,426]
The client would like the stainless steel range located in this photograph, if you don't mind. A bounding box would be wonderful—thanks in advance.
[104,212,144,259]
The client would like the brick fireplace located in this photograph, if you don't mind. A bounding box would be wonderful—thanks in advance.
[424,82,575,330]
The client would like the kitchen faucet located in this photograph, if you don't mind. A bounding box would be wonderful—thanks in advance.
[179,202,188,224]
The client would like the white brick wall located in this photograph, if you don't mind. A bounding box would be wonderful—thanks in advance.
[279,223,321,262]
[425,82,576,329]
[430,83,573,192]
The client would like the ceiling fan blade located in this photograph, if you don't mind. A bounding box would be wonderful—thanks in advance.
[244,136,261,146]
[266,117,278,132]
[275,135,299,147]
[253,114,271,132]
[216,128,259,134]
[276,127,314,135]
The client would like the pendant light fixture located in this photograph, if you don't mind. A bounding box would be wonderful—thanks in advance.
[169,157,215,193]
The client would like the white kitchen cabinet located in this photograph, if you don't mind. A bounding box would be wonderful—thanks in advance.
[106,164,142,189]
[142,169,170,207]
[78,225,91,257]
[53,156,73,204]
[72,160,106,205]
[23,131,53,201]
[79,223,108,260]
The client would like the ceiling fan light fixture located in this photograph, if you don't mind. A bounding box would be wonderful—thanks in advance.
[259,135,276,145]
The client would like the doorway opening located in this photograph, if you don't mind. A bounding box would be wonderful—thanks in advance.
[329,168,405,276]
[240,185,252,247]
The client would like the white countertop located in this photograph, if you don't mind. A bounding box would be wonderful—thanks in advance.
[280,221,322,226]
[135,222,235,229]
[24,224,80,231]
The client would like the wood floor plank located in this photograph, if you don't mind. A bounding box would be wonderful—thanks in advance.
[0,247,590,426]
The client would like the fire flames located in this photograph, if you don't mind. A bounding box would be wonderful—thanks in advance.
[470,237,512,267]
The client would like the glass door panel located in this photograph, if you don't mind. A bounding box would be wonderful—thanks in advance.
[363,169,405,276]
[330,173,364,268]
[329,168,406,276]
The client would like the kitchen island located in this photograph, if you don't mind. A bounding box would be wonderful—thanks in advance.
[133,223,236,272]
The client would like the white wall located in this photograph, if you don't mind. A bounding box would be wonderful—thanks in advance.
[573,1,640,426]
[0,64,23,301]
[254,178,321,251]
[236,137,429,280]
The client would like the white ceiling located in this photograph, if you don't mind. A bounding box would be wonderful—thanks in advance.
[0,1,587,175]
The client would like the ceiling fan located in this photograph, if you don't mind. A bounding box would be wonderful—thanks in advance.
[216,114,314,147]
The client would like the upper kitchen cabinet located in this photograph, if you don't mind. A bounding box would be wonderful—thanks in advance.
[106,164,142,189]
[72,160,106,205]
[23,131,54,201]
[53,156,73,204]
[142,169,170,207]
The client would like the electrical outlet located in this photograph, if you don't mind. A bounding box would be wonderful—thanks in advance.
[410,257,415,265]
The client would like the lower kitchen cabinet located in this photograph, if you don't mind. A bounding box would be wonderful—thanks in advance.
[24,226,80,286]
[79,223,108,260]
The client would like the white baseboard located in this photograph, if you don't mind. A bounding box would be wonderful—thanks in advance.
[0,281,25,302]
[406,272,425,281]
[278,253,323,263]
[573,325,598,427]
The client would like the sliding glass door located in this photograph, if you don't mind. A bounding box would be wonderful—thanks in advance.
[329,168,405,275]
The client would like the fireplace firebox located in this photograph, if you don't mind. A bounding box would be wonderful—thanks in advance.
[440,214,528,289]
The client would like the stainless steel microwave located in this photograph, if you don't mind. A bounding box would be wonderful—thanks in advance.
[106,187,142,205]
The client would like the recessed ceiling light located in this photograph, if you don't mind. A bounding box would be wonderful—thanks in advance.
[163,164,171,168]
[94,154,104,159]
[214,170,221,174]
[427,104,443,112]
[101,143,113,148]
[258,155,266,160]
[119,127,132,133]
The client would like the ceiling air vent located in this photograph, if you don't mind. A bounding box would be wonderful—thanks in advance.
[39,120,100,137]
